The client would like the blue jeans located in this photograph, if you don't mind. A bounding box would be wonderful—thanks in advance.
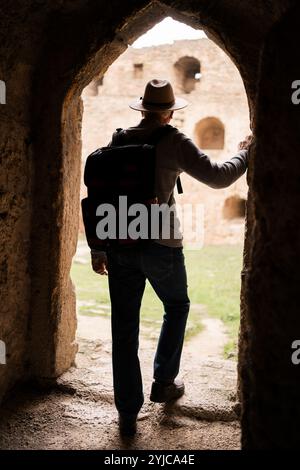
[107,242,190,415]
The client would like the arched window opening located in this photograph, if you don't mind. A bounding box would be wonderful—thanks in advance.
[174,56,201,93]
[223,195,246,220]
[133,63,144,78]
[195,117,225,150]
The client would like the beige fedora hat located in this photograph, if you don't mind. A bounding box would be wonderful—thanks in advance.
[129,79,188,112]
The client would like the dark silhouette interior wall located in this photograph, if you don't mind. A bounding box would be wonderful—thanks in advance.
[0,0,299,449]
[240,4,300,448]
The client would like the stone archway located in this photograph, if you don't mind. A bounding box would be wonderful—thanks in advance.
[27,0,259,385]
[1,0,299,450]
[25,2,270,444]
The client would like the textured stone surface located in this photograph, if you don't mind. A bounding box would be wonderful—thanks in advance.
[0,386,241,450]
[0,0,299,449]
[0,320,240,450]
[240,3,300,449]
[56,331,239,423]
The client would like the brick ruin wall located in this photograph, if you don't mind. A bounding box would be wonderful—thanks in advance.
[80,38,250,246]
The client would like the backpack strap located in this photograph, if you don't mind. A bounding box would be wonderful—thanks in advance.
[112,127,125,145]
[176,176,183,194]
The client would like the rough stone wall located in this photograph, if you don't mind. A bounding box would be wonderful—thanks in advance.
[0,1,48,402]
[0,0,134,402]
[81,38,250,245]
[240,4,300,448]
[0,0,299,449]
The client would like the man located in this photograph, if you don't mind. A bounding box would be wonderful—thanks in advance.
[90,79,251,436]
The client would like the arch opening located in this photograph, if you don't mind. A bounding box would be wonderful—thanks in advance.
[195,117,225,150]
[133,63,144,78]
[27,2,254,446]
[72,14,250,429]
[174,56,201,93]
[223,195,246,220]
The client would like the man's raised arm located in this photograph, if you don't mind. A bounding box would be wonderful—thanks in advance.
[177,134,252,189]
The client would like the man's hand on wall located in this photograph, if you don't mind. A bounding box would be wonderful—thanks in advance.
[238,134,253,151]
[91,251,108,275]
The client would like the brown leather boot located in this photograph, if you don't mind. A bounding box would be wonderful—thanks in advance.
[150,379,185,403]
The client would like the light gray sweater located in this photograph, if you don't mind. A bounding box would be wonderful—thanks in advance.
[91,118,248,251]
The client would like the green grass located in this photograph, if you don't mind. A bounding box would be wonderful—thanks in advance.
[184,246,243,349]
[70,258,203,340]
[71,244,243,355]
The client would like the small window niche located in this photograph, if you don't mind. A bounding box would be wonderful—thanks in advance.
[223,195,246,220]
[133,63,144,79]
[195,117,225,150]
[174,56,201,93]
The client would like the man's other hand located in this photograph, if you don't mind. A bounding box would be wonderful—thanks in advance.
[91,251,108,275]
[238,134,253,151]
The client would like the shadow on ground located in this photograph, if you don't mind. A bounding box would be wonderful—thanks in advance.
[0,316,240,450]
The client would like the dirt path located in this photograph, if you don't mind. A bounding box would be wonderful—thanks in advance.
[0,309,240,450]
[185,315,228,358]
[75,309,238,419]
[77,306,228,358]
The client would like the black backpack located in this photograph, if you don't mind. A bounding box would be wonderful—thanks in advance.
[81,124,182,250]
